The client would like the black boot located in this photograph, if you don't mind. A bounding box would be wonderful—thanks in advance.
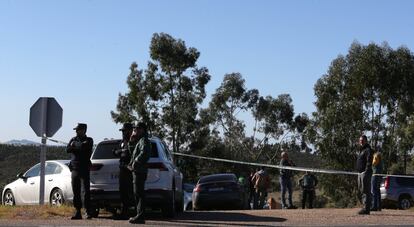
[357,209,370,215]
[116,208,130,220]
[71,209,82,220]
[129,216,145,224]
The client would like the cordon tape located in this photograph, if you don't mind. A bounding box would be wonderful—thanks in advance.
[47,138,414,178]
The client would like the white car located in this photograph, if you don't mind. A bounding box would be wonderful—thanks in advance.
[89,137,183,217]
[2,160,72,206]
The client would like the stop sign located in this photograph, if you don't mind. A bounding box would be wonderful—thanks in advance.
[29,97,63,138]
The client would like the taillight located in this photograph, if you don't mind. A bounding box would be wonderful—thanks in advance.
[147,162,168,171]
[384,176,390,189]
[193,184,202,192]
[90,163,103,171]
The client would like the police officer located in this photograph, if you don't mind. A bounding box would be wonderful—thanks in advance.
[66,123,94,219]
[128,122,151,224]
[356,135,374,215]
[113,123,134,219]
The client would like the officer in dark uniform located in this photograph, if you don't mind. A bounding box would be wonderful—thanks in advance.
[113,123,134,219]
[356,135,374,215]
[66,123,94,220]
[128,122,151,224]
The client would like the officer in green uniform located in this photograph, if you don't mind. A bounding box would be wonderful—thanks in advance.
[128,122,151,224]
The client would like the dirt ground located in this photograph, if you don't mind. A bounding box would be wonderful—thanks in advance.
[0,208,413,226]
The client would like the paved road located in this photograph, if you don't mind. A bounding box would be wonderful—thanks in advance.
[0,208,413,226]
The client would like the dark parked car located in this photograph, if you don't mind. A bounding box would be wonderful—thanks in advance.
[192,173,247,210]
[381,175,414,209]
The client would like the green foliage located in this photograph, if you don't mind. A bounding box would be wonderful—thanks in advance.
[111,33,211,155]
[310,41,414,206]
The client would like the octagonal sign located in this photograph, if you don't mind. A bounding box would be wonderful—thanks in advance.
[29,97,63,137]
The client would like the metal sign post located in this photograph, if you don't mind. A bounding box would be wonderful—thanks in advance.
[29,97,62,205]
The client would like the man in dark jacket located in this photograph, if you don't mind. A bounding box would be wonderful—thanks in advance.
[356,135,374,215]
[128,122,151,224]
[113,123,134,219]
[66,123,94,220]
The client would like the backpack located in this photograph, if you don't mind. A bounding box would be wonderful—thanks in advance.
[255,170,269,189]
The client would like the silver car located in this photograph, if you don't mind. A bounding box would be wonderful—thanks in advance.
[381,176,414,209]
[2,160,72,206]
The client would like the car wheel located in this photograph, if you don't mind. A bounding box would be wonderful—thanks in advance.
[398,196,411,210]
[162,182,176,218]
[50,188,65,207]
[3,190,15,206]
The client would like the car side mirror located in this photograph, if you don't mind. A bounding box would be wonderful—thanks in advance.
[17,173,27,180]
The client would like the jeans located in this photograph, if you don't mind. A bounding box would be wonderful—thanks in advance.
[358,171,372,212]
[371,175,382,210]
[280,176,293,208]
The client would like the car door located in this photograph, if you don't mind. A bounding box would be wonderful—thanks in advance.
[44,162,63,204]
[18,164,40,204]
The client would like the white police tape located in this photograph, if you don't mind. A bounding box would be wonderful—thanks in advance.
[172,152,414,179]
[46,137,413,179]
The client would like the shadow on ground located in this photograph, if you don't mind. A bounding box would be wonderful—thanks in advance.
[143,211,286,226]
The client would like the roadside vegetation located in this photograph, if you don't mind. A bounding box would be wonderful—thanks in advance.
[0,205,73,219]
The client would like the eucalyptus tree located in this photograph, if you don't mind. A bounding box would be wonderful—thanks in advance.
[111,33,211,155]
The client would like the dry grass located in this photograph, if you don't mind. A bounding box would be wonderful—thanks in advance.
[0,205,75,219]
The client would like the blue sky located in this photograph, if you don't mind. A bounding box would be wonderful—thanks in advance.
[1,0,413,143]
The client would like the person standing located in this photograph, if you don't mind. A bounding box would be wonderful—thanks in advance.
[371,149,383,211]
[113,123,134,219]
[252,167,270,209]
[66,123,94,220]
[247,170,255,209]
[356,135,374,215]
[298,171,318,209]
[280,151,296,209]
[128,122,151,224]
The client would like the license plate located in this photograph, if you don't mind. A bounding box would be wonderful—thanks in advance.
[209,187,224,192]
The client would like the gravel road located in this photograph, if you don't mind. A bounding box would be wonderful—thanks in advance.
[0,208,413,226]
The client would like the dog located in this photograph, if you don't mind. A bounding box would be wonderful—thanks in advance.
[267,197,278,209]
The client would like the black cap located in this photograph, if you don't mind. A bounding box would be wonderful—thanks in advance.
[134,122,147,131]
[119,123,133,131]
[73,123,87,130]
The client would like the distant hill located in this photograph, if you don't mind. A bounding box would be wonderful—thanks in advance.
[4,139,40,146]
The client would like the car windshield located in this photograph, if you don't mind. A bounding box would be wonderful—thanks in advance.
[199,174,236,184]
[91,142,121,159]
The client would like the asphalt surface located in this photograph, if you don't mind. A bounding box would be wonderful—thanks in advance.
[0,208,413,226]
